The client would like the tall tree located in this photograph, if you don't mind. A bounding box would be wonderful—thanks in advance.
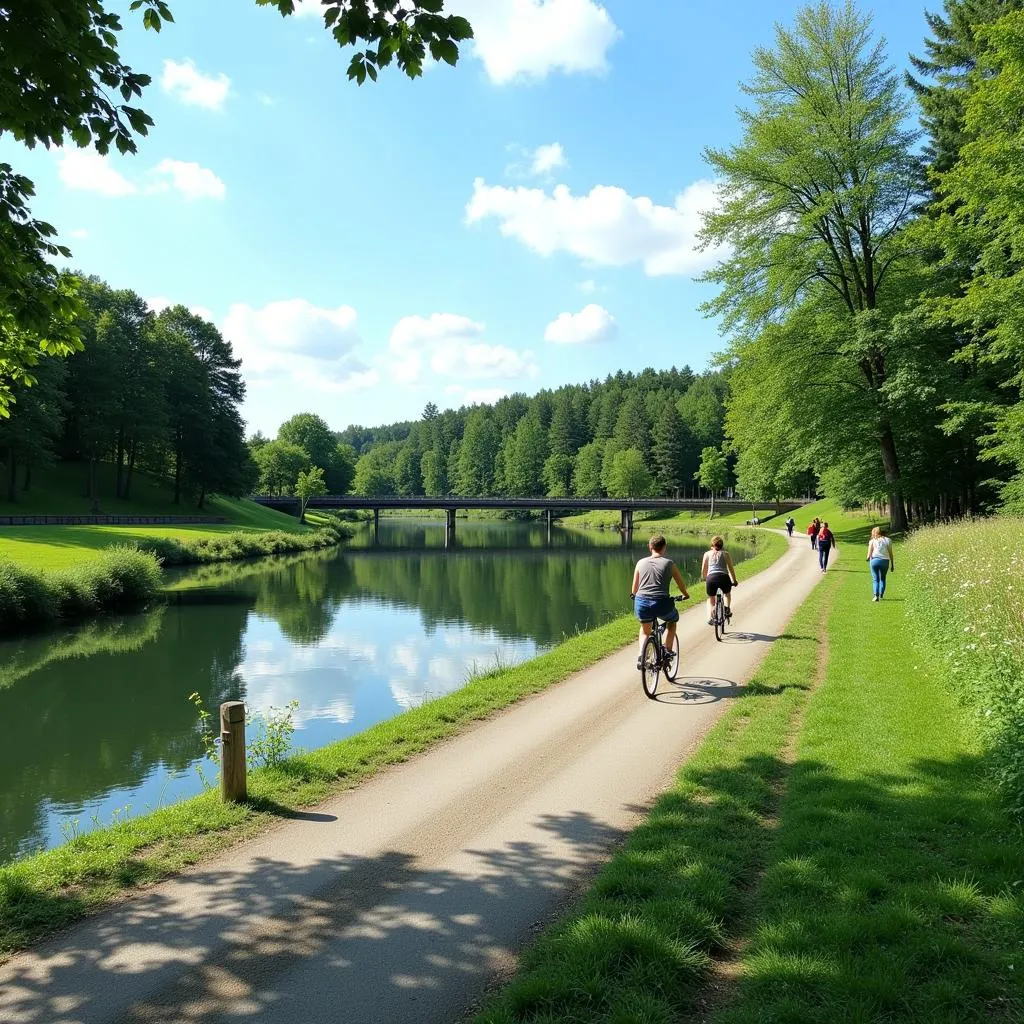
[501,412,548,496]
[607,448,656,499]
[695,446,729,519]
[700,1,922,531]
[572,441,605,498]
[456,409,500,496]
[0,355,66,501]
[278,413,337,472]
[612,393,650,461]
[651,400,687,497]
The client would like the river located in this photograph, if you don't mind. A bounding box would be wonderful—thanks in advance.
[0,519,748,863]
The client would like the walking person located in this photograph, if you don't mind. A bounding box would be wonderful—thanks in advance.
[866,526,895,601]
[807,517,820,550]
[785,516,795,537]
[817,521,836,572]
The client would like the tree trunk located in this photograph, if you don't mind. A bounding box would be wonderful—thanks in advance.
[6,449,17,503]
[877,423,906,533]
[173,433,183,505]
[710,490,716,520]
[124,439,136,500]
[22,461,31,493]
[115,427,125,499]
[197,485,206,510]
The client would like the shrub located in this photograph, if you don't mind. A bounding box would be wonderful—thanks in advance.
[905,518,1024,814]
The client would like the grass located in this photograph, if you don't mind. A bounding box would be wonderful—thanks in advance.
[904,517,1024,813]
[0,532,787,958]
[559,506,782,531]
[477,526,1024,1023]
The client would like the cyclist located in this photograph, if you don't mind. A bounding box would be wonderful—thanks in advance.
[701,535,738,625]
[631,534,690,670]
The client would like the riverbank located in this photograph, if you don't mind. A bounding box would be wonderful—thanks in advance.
[0,530,786,957]
[0,520,352,636]
[475,514,1024,1021]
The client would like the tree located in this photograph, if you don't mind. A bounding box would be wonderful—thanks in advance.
[330,442,357,494]
[607,448,656,498]
[695,446,729,519]
[353,444,398,496]
[651,400,687,497]
[277,413,336,472]
[421,446,447,496]
[612,393,650,461]
[254,440,309,495]
[572,441,605,498]
[456,409,500,496]
[295,465,327,522]
[542,453,574,497]
[393,441,423,496]
[700,2,922,531]
[548,394,582,458]
[501,412,548,496]
[0,355,66,501]
[0,1,473,415]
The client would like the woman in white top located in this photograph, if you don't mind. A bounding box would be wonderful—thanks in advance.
[866,526,895,601]
[701,535,738,624]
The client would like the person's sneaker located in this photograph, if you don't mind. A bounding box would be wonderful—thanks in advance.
[707,618,714,626]
[636,656,643,670]
[725,608,732,620]
[663,649,676,665]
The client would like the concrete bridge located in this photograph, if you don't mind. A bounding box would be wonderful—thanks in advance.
[251,496,809,544]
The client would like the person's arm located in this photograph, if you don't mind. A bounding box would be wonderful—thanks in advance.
[725,552,738,584]
[630,567,640,597]
[866,541,872,561]
[700,552,709,580]
[671,564,690,599]
[889,541,895,572]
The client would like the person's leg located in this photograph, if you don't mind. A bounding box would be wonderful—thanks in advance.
[870,560,881,597]
[877,560,889,598]
[638,620,652,656]
[822,544,831,570]
[664,620,677,659]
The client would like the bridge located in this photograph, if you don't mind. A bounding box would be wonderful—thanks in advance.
[251,496,809,544]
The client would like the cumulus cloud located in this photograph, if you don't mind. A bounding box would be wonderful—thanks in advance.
[544,303,616,345]
[223,299,378,395]
[161,59,230,110]
[58,150,137,197]
[450,0,620,83]
[56,150,225,201]
[530,142,567,176]
[466,177,725,276]
[149,159,226,200]
[387,313,538,385]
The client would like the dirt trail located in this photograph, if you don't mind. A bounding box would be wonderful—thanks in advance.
[1,532,827,1024]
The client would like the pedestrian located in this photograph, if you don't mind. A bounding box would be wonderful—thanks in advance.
[817,521,836,571]
[785,516,795,537]
[866,526,895,601]
[807,517,820,551]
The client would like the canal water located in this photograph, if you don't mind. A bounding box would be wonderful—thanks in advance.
[0,520,748,862]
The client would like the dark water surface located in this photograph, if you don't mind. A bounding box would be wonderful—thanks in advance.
[0,520,745,862]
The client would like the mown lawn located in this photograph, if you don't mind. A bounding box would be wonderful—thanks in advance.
[477,528,1024,1023]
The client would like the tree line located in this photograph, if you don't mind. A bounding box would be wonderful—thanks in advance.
[0,274,252,508]
[702,0,1024,532]
[265,368,740,502]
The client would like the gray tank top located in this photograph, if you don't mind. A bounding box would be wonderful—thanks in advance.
[706,549,728,576]
[635,555,674,599]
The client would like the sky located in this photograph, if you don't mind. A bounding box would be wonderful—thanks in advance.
[4,0,936,437]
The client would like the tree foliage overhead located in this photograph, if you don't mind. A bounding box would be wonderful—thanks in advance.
[0,0,472,414]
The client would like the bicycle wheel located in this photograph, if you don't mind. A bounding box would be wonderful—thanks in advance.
[640,634,661,699]
[714,597,724,642]
[663,630,681,682]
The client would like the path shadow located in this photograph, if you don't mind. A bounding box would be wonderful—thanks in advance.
[654,675,744,705]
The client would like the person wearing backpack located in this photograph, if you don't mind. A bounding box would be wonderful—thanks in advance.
[785,516,795,537]
[817,521,836,572]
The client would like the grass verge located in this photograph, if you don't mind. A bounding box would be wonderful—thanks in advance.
[0,533,786,958]
[477,537,1024,1022]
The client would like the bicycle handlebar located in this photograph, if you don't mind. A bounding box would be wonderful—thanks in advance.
[629,593,690,602]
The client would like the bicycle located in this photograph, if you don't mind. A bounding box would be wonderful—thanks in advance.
[710,582,737,642]
[637,595,687,700]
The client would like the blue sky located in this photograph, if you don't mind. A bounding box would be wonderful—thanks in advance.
[5,0,934,436]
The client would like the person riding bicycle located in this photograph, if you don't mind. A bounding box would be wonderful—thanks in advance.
[631,534,690,670]
[701,535,738,625]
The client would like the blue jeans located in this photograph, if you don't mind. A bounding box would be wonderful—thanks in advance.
[870,557,889,598]
[810,534,817,550]
[818,542,831,570]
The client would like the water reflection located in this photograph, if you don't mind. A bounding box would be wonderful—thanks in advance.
[0,519,742,861]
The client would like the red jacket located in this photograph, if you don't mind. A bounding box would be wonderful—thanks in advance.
[807,524,816,535]
[818,527,834,544]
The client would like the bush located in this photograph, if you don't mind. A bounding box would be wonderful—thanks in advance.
[905,518,1024,814]
[0,546,163,635]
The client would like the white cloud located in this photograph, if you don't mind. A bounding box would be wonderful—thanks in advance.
[146,296,173,314]
[223,299,378,395]
[578,279,597,294]
[149,159,226,200]
[450,0,620,84]
[387,313,538,385]
[544,303,616,345]
[292,0,324,16]
[530,142,567,176]
[161,59,230,110]
[68,228,89,240]
[466,177,725,277]
[57,150,137,197]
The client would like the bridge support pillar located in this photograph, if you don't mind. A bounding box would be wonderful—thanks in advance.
[545,508,553,543]
[445,508,457,547]
[620,508,634,537]
[373,508,380,543]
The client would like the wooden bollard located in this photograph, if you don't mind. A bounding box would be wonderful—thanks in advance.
[220,701,247,802]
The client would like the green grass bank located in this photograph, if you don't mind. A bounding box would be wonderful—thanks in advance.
[0,530,786,958]
[477,517,1023,1022]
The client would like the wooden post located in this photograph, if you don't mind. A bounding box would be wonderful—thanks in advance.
[220,701,247,802]
[445,508,457,546]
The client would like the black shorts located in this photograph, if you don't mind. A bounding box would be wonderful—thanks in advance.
[705,573,732,597]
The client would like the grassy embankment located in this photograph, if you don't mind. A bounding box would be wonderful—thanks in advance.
[0,530,787,958]
[560,505,782,531]
[477,505,1024,1022]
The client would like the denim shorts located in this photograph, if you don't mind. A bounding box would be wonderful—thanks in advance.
[634,595,678,624]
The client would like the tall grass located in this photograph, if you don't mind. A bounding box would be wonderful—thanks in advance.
[136,519,352,566]
[0,546,163,635]
[904,518,1024,813]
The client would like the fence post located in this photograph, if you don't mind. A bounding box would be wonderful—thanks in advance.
[220,701,247,802]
